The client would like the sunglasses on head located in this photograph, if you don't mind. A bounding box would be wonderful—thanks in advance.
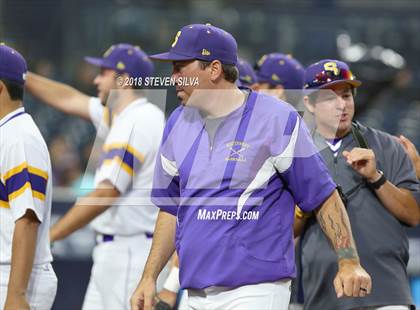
[306,68,356,88]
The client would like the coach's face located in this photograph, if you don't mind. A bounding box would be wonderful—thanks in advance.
[306,83,355,138]
[93,68,119,105]
[171,60,216,106]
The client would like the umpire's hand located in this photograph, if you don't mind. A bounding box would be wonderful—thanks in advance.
[334,259,372,298]
[131,277,157,310]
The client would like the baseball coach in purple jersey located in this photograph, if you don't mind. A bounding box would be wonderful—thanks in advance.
[131,24,372,310]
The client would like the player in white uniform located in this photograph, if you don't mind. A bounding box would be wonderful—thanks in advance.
[0,44,57,310]
[25,43,167,309]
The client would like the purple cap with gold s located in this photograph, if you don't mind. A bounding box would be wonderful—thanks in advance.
[150,24,238,65]
[236,57,257,87]
[255,53,304,89]
[304,59,361,89]
[85,43,154,78]
[0,44,27,85]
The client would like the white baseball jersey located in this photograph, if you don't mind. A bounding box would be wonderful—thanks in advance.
[88,97,165,235]
[0,107,53,264]
[88,97,111,139]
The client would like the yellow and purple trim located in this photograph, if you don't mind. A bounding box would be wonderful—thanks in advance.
[4,162,48,202]
[0,180,9,208]
[98,143,144,175]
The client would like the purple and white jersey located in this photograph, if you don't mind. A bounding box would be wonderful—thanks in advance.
[152,90,336,289]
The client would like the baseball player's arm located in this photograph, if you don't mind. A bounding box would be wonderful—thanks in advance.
[315,190,372,298]
[25,72,91,120]
[343,148,420,226]
[50,180,120,241]
[4,209,40,310]
[131,210,176,310]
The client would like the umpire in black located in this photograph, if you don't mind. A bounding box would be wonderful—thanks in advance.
[295,59,420,310]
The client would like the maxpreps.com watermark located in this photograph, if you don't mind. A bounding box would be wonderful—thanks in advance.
[116,76,199,87]
[197,209,260,221]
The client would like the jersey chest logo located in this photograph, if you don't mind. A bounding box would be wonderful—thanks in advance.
[225,141,250,162]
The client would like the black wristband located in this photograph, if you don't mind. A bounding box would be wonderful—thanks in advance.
[368,170,387,190]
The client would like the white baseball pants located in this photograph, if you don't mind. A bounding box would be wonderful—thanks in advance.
[82,233,168,310]
[0,263,57,310]
[187,279,292,310]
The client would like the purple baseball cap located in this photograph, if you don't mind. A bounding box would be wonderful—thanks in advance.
[0,44,27,85]
[236,57,257,87]
[150,24,238,65]
[255,53,305,89]
[304,59,361,89]
[85,43,154,78]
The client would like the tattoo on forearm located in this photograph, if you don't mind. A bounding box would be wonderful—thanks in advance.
[336,247,357,259]
[318,213,327,231]
[317,200,358,260]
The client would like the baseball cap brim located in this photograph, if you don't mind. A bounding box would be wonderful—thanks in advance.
[149,51,195,62]
[317,79,362,89]
[84,56,105,67]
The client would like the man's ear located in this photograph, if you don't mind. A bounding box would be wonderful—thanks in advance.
[209,60,223,82]
[303,95,315,114]
[116,73,131,89]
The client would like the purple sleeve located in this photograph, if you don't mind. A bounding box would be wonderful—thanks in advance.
[151,152,180,216]
[272,110,336,212]
[151,108,183,216]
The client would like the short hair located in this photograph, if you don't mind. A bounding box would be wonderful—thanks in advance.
[198,60,238,83]
[0,79,24,101]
